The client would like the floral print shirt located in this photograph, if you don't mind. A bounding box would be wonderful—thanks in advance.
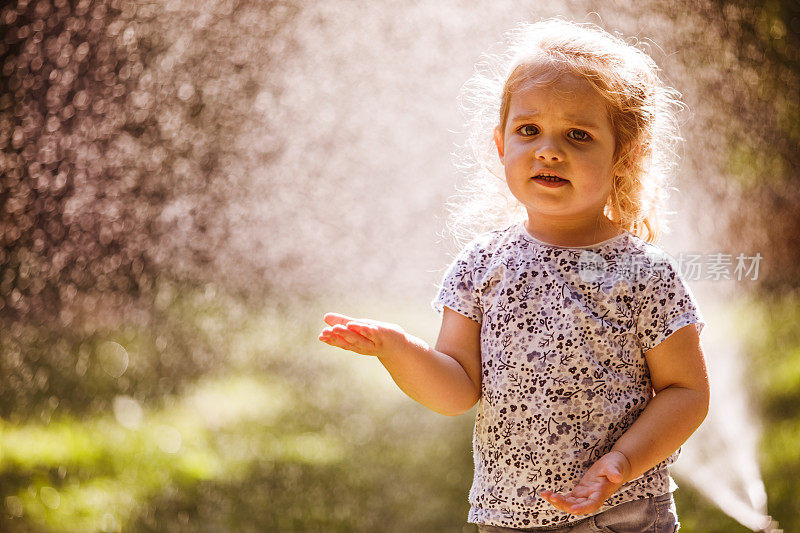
[432,223,705,529]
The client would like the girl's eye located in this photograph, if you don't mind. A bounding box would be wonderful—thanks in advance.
[568,129,591,141]
[518,125,539,136]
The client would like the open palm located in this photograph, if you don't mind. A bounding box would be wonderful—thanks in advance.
[540,451,630,515]
[318,312,407,357]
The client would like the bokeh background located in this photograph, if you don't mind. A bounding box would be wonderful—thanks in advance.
[1,0,799,531]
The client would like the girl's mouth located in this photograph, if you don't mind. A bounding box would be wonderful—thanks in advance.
[532,174,568,187]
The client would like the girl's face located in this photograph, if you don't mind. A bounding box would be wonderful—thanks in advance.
[494,73,618,236]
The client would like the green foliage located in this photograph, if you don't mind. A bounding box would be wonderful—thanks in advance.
[0,292,794,531]
[0,294,475,532]
[745,293,800,531]
[674,487,750,533]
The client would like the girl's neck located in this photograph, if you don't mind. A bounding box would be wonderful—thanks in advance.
[523,215,622,248]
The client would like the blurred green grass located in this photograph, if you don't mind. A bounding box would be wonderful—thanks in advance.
[745,294,800,530]
[0,290,797,531]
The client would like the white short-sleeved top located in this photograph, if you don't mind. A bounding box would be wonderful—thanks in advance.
[432,223,705,529]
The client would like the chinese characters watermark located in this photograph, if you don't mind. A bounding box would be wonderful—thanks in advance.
[577,251,763,283]
[675,252,762,281]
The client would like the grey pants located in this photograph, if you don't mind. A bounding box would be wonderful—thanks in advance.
[477,493,679,533]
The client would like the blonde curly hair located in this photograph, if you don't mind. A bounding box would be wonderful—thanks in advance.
[449,18,684,245]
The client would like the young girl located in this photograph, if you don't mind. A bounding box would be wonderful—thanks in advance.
[319,19,709,532]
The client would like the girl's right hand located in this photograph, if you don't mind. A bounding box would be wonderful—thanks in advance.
[318,313,408,358]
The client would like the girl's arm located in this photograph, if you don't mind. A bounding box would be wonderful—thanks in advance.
[318,308,482,416]
[541,323,710,514]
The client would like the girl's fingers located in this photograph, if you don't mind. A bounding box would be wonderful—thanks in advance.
[323,312,354,327]
[602,469,623,484]
[541,490,599,515]
[321,325,376,355]
[539,490,555,501]
[332,325,372,346]
[321,331,361,352]
[541,491,566,504]
[324,313,383,328]
[346,322,376,340]
[541,493,570,512]
[322,334,359,353]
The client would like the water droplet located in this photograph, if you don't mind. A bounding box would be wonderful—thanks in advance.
[177,83,194,101]
[113,395,143,429]
[98,341,129,377]
[156,425,181,453]
[72,90,89,109]
[4,496,23,517]
[75,41,89,61]
[39,486,60,509]
[122,26,136,46]
[254,90,277,114]
[100,513,116,532]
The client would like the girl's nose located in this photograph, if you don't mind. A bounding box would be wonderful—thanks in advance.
[535,140,564,162]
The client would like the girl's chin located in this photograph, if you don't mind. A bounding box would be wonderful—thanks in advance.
[522,207,610,222]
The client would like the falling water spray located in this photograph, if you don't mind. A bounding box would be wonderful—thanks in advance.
[671,294,781,532]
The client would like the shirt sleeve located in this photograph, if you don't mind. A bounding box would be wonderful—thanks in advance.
[431,238,484,324]
[635,257,705,352]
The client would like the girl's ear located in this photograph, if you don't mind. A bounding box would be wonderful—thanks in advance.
[493,126,505,164]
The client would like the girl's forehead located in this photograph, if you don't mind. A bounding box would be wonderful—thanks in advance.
[508,74,609,118]
[512,71,601,102]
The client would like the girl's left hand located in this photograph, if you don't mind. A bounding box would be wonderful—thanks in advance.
[539,450,630,515]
